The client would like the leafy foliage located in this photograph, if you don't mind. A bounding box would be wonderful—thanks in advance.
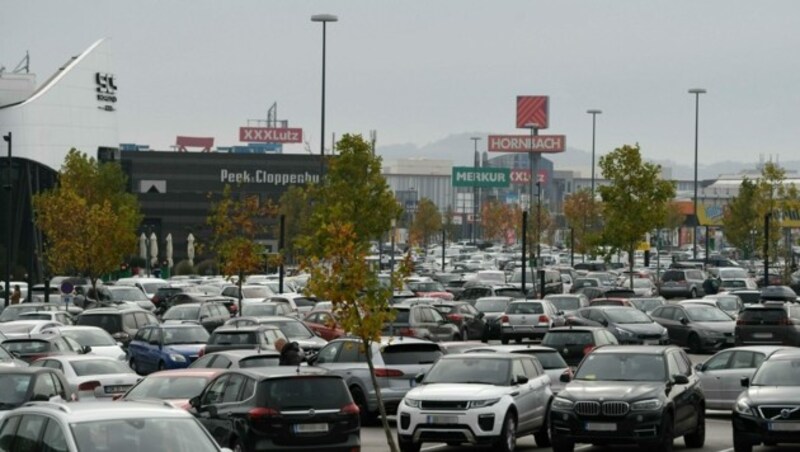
[481,200,518,244]
[278,185,315,264]
[408,198,442,248]
[563,189,603,255]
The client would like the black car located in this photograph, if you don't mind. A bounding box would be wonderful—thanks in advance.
[541,326,619,367]
[733,348,800,452]
[162,301,231,333]
[75,307,159,347]
[568,306,670,345]
[431,301,487,341]
[189,368,360,451]
[202,325,287,356]
[651,304,736,353]
[550,345,706,452]
[473,296,514,341]
[760,285,798,302]
[0,367,74,407]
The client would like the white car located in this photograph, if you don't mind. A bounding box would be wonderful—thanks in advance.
[30,355,139,399]
[18,310,74,325]
[43,325,127,361]
[115,276,170,300]
[397,353,552,452]
[0,320,64,337]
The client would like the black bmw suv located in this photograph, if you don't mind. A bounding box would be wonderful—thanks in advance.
[733,348,800,452]
[549,345,706,452]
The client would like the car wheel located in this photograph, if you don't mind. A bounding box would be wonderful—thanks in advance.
[688,334,703,354]
[733,431,753,452]
[690,288,697,298]
[684,409,705,448]
[493,411,517,452]
[501,337,510,345]
[533,410,551,447]
[654,412,674,452]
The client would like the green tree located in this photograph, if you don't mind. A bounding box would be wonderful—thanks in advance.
[409,198,442,249]
[33,149,142,299]
[563,189,602,255]
[598,144,676,288]
[722,178,761,259]
[207,185,275,313]
[297,134,404,451]
[278,185,315,264]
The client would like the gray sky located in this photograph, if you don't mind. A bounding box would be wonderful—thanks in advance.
[3,0,799,165]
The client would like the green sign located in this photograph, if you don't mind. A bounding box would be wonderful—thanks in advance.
[452,167,511,188]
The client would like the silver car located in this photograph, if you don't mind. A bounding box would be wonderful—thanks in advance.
[29,355,139,399]
[309,336,443,419]
[463,344,571,393]
[500,300,564,344]
[694,345,789,410]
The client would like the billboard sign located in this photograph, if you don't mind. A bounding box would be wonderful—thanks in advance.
[516,96,549,129]
[510,169,548,185]
[488,135,565,153]
[239,127,303,143]
[452,167,510,188]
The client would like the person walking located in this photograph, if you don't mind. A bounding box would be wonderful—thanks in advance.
[10,285,21,305]
[274,338,305,366]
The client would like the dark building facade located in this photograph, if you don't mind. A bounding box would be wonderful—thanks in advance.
[108,151,322,266]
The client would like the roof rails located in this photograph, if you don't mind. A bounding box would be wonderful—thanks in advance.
[22,401,71,413]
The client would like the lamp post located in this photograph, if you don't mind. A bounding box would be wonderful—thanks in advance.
[471,137,481,243]
[524,122,539,267]
[3,132,10,309]
[586,110,602,200]
[390,218,397,277]
[688,88,706,260]
[311,13,338,178]
[536,180,542,265]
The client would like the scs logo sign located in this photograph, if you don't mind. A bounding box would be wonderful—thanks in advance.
[95,73,117,106]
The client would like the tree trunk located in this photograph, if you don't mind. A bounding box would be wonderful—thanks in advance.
[363,337,399,452]
[629,244,635,290]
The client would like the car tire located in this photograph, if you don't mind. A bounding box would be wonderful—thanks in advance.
[684,409,705,448]
[688,334,703,354]
[653,412,674,452]
[398,435,421,452]
[493,411,517,452]
[501,337,510,345]
[690,288,697,298]
[733,431,753,452]
[533,411,551,447]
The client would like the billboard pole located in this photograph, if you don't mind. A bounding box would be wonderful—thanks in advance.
[524,123,539,268]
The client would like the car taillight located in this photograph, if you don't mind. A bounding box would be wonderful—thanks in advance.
[78,381,101,391]
[538,315,550,324]
[249,407,280,426]
[781,318,793,326]
[398,327,416,337]
[447,314,463,322]
[500,315,509,324]
[340,403,360,415]
[583,345,595,356]
[198,347,205,357]
[373,368,404,378]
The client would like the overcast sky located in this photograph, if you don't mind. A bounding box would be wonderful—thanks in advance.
[3,1,799,165]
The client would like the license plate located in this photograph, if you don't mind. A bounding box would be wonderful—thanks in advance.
[585,422,616,432]
[643,340,659,345]
[293,423,329,433]
[770,422,800,432]
[427,415,458,424]
[753,333,773,339]
[104,385,130,394]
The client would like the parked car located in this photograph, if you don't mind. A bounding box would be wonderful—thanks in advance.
[189,368,359,451]
[569,306,669,345]
[161,301,230,333]
[659,268,707,299]
[549,345,706,452]
[541,326,620,367]
[189,349,281,369]
[303,310,345,341]
[0,399,233,451]
[628,296,667,314]
[2,334,85,363]
[760,285,798,302]
[18,310,74,325]
[406,279,454,300]
[694,345,788,410]
[42,325,126,361]
[30,354,139,399]
[733,348,800,452]
[127,324,210,374]
[75,307,159,347]
[570,277,602,294]
[729,289,762,305]
[626,278,658,297]
[220,284,274,304]
[544,294,590,316]
[224,316,328,356]
[0,303,59,323]
[120,368,221,409]
[115,276,170,300]
[588,297,634,308]
[734,302,800,347]
[651,304,736,353]
[383,305,461,342]
[107,285,157,311]
[431,301,487,341]
[158,293,239,317]
[0,320,65,338]
[310,336,443,420]
[202,325,287,356]
[474,296,514,341]
[436,340,486,355]
[0,367,73,416]
[240,301,294,318]
[458,284,524,303]
[703,294,744,318]
[397,353,552,452]
[500,299,564,344]
[464,344,572,393]
[0,342,29,368]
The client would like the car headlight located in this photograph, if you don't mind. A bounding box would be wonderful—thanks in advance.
[404,398,421,408]
[735,399,756,416]
[467,398,500,409]
[615,327,635,337]
[631,399,663,411]
[551,397,574,410]
[169,353,187,363]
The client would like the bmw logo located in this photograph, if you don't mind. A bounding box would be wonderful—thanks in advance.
[782,409,792,419]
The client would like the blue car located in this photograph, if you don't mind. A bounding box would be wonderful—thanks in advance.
[127,324,209,374]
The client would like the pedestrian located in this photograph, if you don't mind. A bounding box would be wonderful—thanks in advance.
[275,338,305,366]
[10,285,21,305]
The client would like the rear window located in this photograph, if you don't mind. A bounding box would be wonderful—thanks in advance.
[4,340,51,354]
[662,271,686,282]
[382,344,443,365]
[209,332,256,345]
[735,292,761,304]
[392,310,410,324]
[542,331,593,346]
[70,359,132,377]
[506,303,544,314]
[239,356,280,368]
[547,297,581,311]
[259,377,350,410]
[495,288,525,298]
[76,314,122,335]
[740,308,787,323]
[523,350,568,369]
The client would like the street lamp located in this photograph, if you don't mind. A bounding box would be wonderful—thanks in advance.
[390,218,397,277]
[524,122,539,266]
[586,110,602,200]
[3,132,11,309]
[311,13,338,178]
[471,137,481,243]
[688,88,706,260]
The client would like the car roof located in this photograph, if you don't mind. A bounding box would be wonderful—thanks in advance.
[234,315,297,322]
[228,367,331,380]
[592,345,677,354]
[718,345,790,355]
[42,354,122,363]
[212,325,280,332]
[148,369,222,378]
[440,352,524,360]
[144,323,206,329]
[548,326,608,332]
[208,349,280,358]
[78,308,143,315]
[332,336,436,346]
[15,401,193,422]
[465,344,558,353]
[0,367,58,375]
[767,349,800,360]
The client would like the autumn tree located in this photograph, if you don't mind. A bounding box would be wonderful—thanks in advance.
[408,198,442,249]
[481,199,508,242]
[563,189,602,255]
[278,185,315,263]
[207,185,275,313]
[297,134,404,451]
[33,149,142,300]
[443,206,460,242]
[598,144,676,288]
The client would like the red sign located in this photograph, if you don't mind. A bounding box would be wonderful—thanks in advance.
[510,169,547,185]
[488,135,565,153]
[239,127,303,143]
[516,96,549,129]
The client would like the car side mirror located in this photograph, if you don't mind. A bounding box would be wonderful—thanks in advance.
[415,373,425,384]
[559,372,572,383]
[514,375,529,385]
[81,345,92,354]
[200,315,208,321]
[189,396,201,410]
[672,374,689,385]
[741,377,750,388]
[694,363,704,372]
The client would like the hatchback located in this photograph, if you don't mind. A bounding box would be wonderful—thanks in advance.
[651,304,736,353]
[735,302,800,347]
[127,324,210,374]
[75,308,159,347]
[30,355,139,399]
[541,326,619,367]
[431,301,487,341]
[659,268,707,299]
[161,301,230,333]
[500,300,563,344]
[202,325,287,356]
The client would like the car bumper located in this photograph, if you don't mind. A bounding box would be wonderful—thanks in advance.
[550,409,665,444]
[699,335,735,349]
[733,411,800,445]
[658,287,692,298]
[500,325,547,340]
[368,386,411,414]
[251,433,360,451]
[396,401,509,444]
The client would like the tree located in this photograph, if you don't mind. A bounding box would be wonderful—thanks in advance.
[278,185,315,264]
[33,149,142,299]
[563,189,602,255]
[722,178,761,259]
[481,199,507,242]
[206,184,275,313]
[598,144,676,288]
[443,206,460,242]
[297,134,404,451]
[408,198,442,249]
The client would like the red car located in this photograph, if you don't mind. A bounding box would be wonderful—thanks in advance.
[588,297,634,308]
[406,280,454,301]
[303,310,346,341]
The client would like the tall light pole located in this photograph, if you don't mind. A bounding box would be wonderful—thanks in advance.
[3,132,10,309]
[471,137,481,243]
[311,13,338,178]
[586,109,602,200]
[524,122,539,267]
[688,88,706,260]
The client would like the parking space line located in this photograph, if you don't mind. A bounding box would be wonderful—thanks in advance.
[421,445,447,452]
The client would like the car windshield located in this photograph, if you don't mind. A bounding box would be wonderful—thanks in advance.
[125,375,211,400]
[163,327,209,345]
[542,331,593,346]
[209,332,255,345]
[720,269,748,279]
[686,306,732,322]
[546,297,581,311]
[0,374,32,407]
[62,329,117,347]
[258,377,349,411]
[110,288,150,302]
[752,358,800,386]
[424,357,510,385]
[70,359,133,376]
[70,418,219,452]
[242,287,272,298]
[475,299,509,312]
[605,309,652,324]
[382,344,443,365]
[271,321,314,340]
[241,304,278,317]
[714,297,740,311]
[408,282,444,292]
[239,356,281,368]
[506,303,543,314]
[630,299,663,312]
[163,306,200,321]
[575,353,666,382]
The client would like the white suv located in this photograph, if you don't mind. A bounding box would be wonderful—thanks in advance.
[396,353,552,452]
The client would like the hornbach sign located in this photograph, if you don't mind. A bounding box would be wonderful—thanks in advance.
[452,167,511,188]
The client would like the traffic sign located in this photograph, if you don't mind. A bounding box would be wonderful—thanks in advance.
[452,167,510,188]
[59,282,74,295]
